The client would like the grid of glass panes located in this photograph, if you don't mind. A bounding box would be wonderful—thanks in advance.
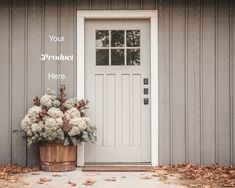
[96,30,140,66]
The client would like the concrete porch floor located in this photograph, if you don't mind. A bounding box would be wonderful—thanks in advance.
[4,168,187,188]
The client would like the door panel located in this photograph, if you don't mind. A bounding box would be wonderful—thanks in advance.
[85,19,150,163]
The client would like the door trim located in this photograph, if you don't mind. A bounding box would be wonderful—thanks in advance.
[77,10,158,166]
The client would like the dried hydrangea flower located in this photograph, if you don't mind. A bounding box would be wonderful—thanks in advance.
[47,107,63,119]
[64,98,77,110]
[65,107,81,119]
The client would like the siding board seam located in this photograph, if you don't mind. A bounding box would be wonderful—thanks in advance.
[140,0,143,10]
[41,0,45,94]
[229,0,233,164]
[169,0,173,164]
[57,0,61,88]
[215,0,218,164]
[185,0,189,163]
[73,0,77,96]
[199,0,203,165]
[24,0,28,165]
[9,0,13,164]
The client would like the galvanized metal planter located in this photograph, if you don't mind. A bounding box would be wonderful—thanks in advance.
[39,140,76,172]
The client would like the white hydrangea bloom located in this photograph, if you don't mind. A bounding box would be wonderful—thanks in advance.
[47,107,63,119]
[52,100,60,107]
[40,94,53,108]
[46,88,56,96]
[65,107,81,119]
[84,117,92,126]
[27,130,33,137]
[70,117,87,132]
[21,115,32,130]
[31,121,44,133]
[55,118,63,126]
[68,126,80,136]
[64,98,77,110]
[31,123,39,133]
[45,118,59,131]
[27,106,42,118]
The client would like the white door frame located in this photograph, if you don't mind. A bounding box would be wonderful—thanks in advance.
[77,10,158,166]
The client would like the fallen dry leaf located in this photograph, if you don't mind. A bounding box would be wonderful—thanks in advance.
[83,179,96,186]
[22,182,30,186]
[68,181,77,186]
[140,176,152,180]
[121,176,126,178]
[31,172,39,175]
[52,174,62,177]
[159,175,167,181]
[152,174,159,177]
[39,177,52,182]
[105,177,116,182]
[36,181,44,184]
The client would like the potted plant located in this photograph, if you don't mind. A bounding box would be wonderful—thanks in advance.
[21,85,97,172]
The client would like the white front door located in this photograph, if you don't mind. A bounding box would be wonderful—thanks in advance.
[85,19,151,163]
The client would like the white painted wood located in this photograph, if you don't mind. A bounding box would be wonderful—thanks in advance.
[77,10,158,166]
[76,16,85,167]
[150,11,158,166]
[85,19,150,163]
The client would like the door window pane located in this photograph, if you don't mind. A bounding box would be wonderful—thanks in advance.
[96,49,109,65]
[111,30,124,47]
[111,49,124,65]
[127,49,140,66]
[96,30,109,47]
[126,30,140,47]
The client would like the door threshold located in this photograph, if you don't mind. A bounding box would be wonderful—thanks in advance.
[82,163,153,172]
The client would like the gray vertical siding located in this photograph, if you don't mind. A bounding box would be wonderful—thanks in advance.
[158,0,235,165]
[0,0,77,166]
[0,0,234,166]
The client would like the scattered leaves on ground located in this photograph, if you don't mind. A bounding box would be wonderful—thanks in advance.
[0,164,35,184]
[68,180,77,186]
[83,179,96,186]
[154,163,235,188]
[104,177,116,182]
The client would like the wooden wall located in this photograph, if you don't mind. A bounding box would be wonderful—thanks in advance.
[0,0,77,166]
[0,0,234,165]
